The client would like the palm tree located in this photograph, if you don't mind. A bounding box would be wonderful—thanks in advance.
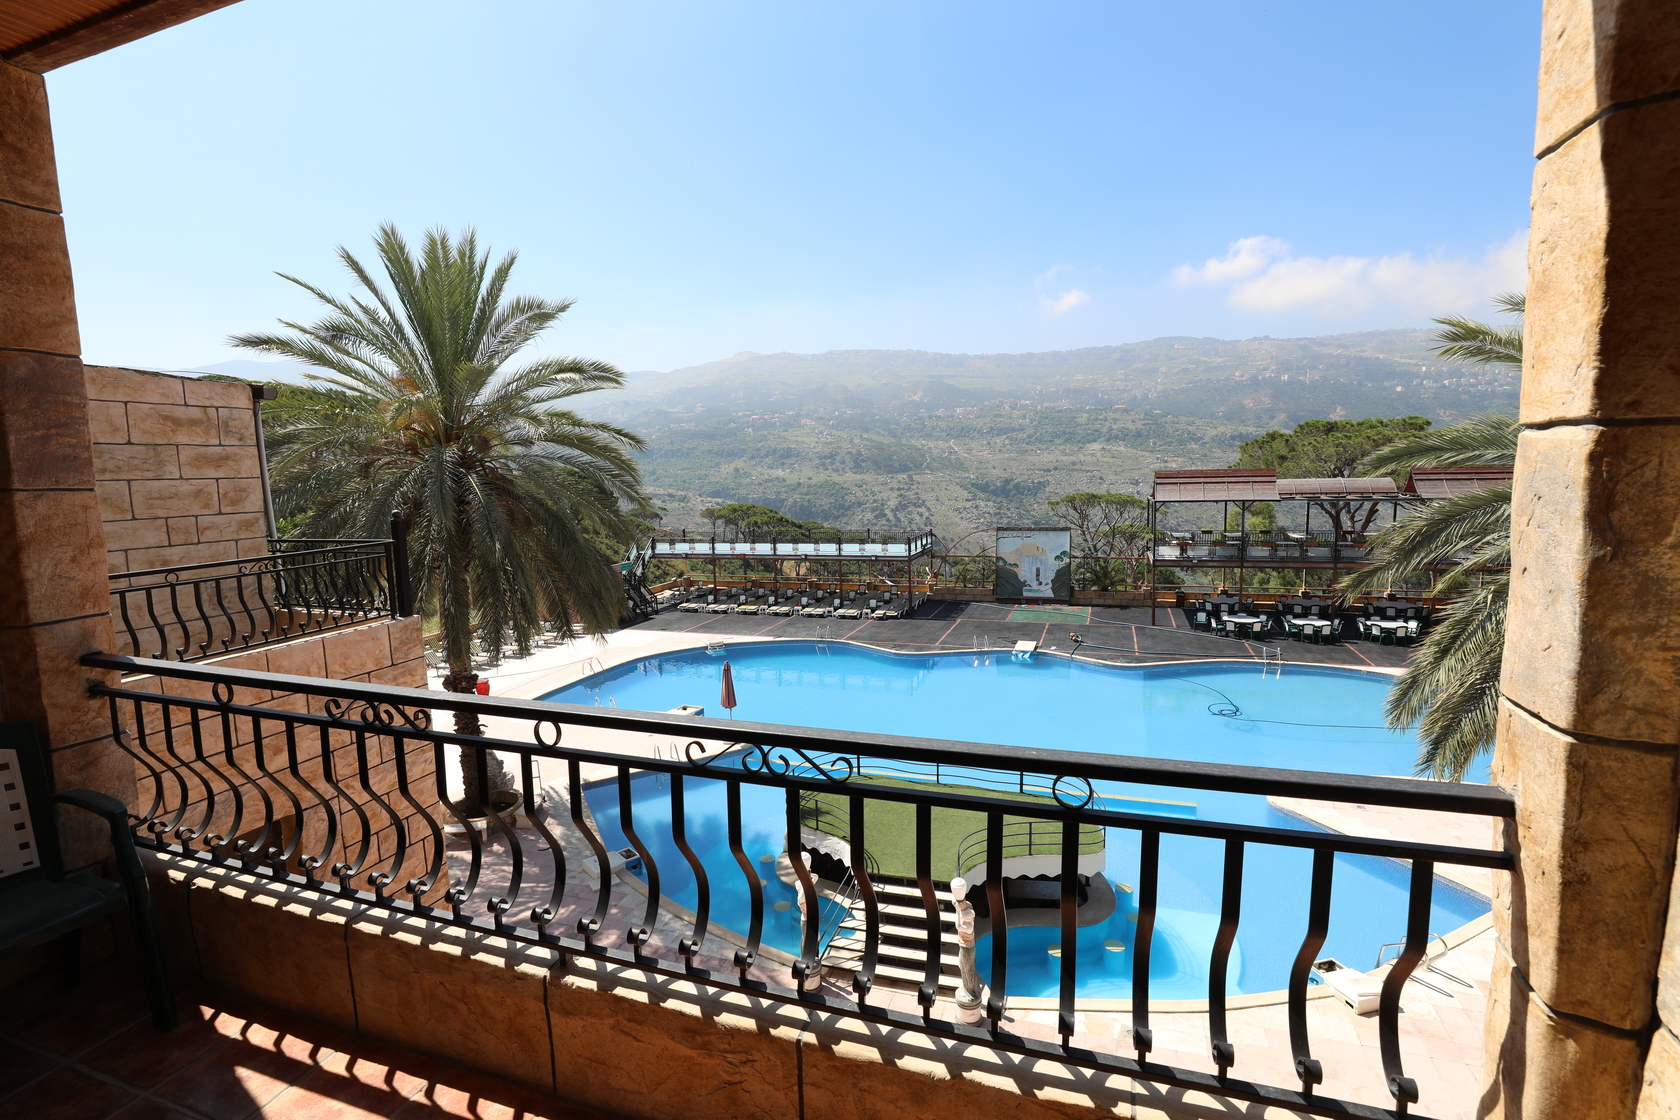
[1340,295,1523,780]
[232,224,649,808]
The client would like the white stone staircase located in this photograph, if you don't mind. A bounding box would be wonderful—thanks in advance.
[820,877,962,991]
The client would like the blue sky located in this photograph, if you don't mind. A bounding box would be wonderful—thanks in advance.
[48,1,1538,374]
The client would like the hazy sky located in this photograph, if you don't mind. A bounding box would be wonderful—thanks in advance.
[47,1,1538,374]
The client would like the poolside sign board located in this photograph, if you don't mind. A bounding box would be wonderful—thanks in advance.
[994,527,1072,600]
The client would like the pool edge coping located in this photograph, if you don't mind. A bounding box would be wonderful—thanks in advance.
[520,633,1406,706]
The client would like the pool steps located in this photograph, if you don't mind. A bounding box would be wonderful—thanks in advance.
[821,877,963,991]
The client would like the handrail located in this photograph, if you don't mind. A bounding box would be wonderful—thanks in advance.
[85,650,1510,1120]
[795,793,882,876]
[109,539,390,582]
[954,818,1105,878]
[816,867,863,956]
[105,540,400,662]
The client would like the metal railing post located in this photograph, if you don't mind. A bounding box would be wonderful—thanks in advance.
[390,514,416,617]
[251,384,280,540]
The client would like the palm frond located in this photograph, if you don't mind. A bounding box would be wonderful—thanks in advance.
[1340,403,1519,780]
[1360,412,1519,476]
[1385,576,1507,780]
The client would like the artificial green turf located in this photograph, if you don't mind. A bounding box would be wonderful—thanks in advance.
[801,777,1105,881]
[1006,606,1091,625]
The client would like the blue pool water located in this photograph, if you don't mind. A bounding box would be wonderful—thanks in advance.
[548,641,1490,999]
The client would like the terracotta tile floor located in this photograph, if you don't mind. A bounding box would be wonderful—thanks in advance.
[0,964,625,1120]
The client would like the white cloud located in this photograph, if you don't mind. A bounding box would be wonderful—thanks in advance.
[1171,236,1292,285]
[1044,289,1090,315]
[1172,232,1527,317]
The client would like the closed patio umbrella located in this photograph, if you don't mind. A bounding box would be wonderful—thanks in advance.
[720,661,737,718]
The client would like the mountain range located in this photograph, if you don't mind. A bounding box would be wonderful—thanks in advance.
[184,329,1520,541]
[585,328,1519,539]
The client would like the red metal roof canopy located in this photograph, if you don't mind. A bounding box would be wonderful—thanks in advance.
[1276,477,1402,500]
[1153,469,1408,503]
[1151,469,1278,502]
[1402,466,1514,498]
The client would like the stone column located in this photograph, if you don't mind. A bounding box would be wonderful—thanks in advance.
[0,59,128,873]
[1480,4,1680,1118]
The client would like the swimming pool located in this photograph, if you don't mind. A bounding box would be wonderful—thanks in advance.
[547,641,1490,999]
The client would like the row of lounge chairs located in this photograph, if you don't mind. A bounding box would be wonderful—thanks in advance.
[676,593,907,620]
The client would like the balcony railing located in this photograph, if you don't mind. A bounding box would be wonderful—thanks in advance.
[108,538,411,662]
[1153,531,1372,564]
[84,651,1512,1120]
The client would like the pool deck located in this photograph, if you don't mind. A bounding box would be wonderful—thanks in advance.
[622,600,1415,671]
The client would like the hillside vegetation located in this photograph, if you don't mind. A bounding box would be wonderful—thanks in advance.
[579,328,1518,540]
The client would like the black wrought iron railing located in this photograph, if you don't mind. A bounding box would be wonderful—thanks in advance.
[108,537,412,662]
[954,818,1106,879]
[84,651,1512,1120]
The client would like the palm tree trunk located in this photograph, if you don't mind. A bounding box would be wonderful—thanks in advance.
[442,666,511,812]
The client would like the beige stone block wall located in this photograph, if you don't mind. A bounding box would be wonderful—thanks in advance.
[87,364,268,575]
[0,57,132,883]
[154,856,1140,1119]
[1488,4,1680,1118]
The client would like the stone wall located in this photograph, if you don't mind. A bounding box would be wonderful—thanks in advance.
[1481,4,1680,1119]
[149,855,1136,1120]
[0,57,133,886]
[87,364,268,575]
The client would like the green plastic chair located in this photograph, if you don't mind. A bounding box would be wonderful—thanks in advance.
[0,721,177,1031]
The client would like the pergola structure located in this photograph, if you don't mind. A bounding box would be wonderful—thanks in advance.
[1144,466,1514,624]
[633,528,938,611]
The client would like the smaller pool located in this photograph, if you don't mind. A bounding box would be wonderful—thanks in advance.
[582,765,1488,1001]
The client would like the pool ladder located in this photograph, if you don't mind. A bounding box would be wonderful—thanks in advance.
[1374,933,1476,998]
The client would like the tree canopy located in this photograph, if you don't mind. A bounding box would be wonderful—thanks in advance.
[698,502,839,538]
[1046,492,1152,590]
[1229,416,1433,538]
[1232,417,1434,479]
